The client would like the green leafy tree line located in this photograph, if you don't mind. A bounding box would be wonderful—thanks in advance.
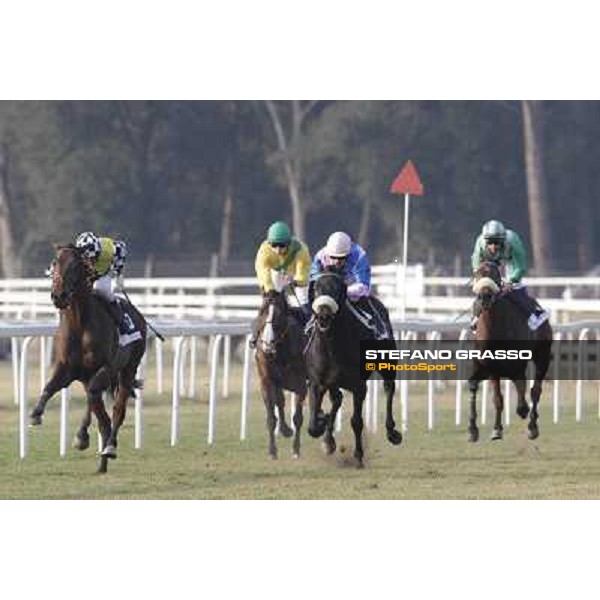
[0,100,596,277]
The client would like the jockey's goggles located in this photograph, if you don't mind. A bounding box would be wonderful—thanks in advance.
[485,238,504,246]
[270,242,289,249]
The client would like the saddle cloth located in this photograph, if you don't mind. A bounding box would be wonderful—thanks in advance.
[119,305,143,347]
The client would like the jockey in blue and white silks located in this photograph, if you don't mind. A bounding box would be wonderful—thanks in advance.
[310,232,371,301]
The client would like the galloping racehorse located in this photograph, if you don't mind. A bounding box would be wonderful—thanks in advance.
[304,269,402,468]
[254,289,308,459]
[30,244,147,473]
[468,261,552,442]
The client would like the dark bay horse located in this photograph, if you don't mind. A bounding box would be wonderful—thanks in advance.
[30,244,147,473]
[304,269,402,468]
[254,289,307,459]
[468,261,552,442]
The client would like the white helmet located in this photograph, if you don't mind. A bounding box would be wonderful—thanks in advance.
[75,231,101,260]
[482,220,506,243]
[326,231,352,258]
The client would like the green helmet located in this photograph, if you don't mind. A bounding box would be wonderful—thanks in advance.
[267,221,292,245]
[482,219,506,243]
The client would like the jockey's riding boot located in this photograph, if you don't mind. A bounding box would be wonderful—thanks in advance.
[470,299,482,333]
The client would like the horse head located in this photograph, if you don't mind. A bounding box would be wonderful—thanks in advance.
[472,260,502,310]
[311,268,347,332]
[50,244,93,309]
[257,289,289,355]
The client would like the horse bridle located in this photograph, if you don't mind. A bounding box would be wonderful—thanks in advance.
[50,248,91,309]
[258,294,290,354]
[312,271,346,332]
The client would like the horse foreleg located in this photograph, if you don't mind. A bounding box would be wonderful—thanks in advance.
[383,378,402,446]
[528,380,542,440]
[292,390,306,459]
[30,362,73,425]
[275,388,293,438]
[307,382,327,438]
[323,388,343,455]
[261,383,278,459]
[513,377,529,420]
[467,377,480,443]
[490,377,504,440]
[351,382,367,468]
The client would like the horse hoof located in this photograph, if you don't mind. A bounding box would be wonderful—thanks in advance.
[516,405,530,419]
[490,429,503,441]
[468,431,479,443]
[101,445,117,459]
[387,429,403,446]
[29,415,43,426]
[279,424,294,438]
[292,452,300,460]
[355,459,365,469]
[72,436,90,451]
[268,454,277,460]
[308,423,326,438]
[528,427,539,440]
[322,438,336,455]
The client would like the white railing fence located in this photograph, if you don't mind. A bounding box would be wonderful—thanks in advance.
[3,318,600,460]
[2,264,600,321]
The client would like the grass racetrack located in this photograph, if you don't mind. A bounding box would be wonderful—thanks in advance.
[2,352,600,500]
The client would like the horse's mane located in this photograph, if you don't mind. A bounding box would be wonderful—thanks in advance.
[54,243,95,291]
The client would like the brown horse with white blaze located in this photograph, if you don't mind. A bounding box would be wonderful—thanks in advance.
[29,244,147,473]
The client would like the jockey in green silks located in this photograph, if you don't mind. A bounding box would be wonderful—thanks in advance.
[470,219,548,330]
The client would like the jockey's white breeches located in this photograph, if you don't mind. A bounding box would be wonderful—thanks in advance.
[93,274,117,302]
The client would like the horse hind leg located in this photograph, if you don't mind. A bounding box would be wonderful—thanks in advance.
[72,405,92,450]
[528,347,550,440]
[528,379,543,440]
[383,378,402,446]
[101,385,129,460]
[323,388,343,455]
[88,393,112,474]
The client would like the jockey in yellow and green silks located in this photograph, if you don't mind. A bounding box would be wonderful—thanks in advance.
[250,221,311,347]
[470,220,547,330]
[74,231,129,332]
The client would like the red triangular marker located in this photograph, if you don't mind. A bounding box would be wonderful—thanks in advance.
[390,160,424,196]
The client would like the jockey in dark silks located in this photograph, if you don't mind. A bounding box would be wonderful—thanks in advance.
[471,220,548,331]
[309,231,389,339]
